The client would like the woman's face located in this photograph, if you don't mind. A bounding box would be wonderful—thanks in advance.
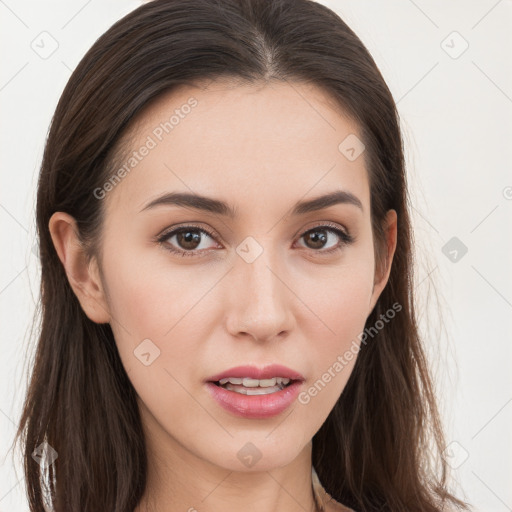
[84,80,396,471]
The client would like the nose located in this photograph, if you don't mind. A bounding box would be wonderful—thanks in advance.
[224,246,295,343]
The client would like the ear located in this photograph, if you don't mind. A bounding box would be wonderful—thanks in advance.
[48,212,111,324]
[368,209,398,314]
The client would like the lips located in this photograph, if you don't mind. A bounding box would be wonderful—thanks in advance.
[205,364,305,419]
[206,364,305,383]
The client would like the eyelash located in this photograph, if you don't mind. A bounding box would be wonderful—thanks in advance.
[155,222,355,258]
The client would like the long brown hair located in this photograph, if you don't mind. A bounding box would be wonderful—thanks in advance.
[15,0,471,511]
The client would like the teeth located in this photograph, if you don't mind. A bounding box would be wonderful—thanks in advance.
[218,377,291,387]
[218,377,242,385]
[243,378,260,387]
[224,384,283,395]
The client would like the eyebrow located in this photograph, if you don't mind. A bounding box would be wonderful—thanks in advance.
[139,189,363,216]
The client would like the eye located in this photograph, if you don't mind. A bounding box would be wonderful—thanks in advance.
[156,225,220,257]
[296,223,354,254]
[156,222,354,258]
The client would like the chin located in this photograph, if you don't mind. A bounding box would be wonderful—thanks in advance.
[195,429,311,472]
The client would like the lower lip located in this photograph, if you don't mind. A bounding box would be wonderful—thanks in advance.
[205,381,303,419]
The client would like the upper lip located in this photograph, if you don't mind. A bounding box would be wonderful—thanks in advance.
[206,364,305,383]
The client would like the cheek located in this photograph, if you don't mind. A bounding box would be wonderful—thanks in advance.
[328,272,373,341]
[297,252,375,345]
[102,253,211,423]
[104,241,206,336]
[100,240,211,378]
[292,253,375,406]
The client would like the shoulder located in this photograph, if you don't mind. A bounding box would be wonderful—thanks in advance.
[312,466,355,512]
[324,496,355,512]
[324,499,355,512]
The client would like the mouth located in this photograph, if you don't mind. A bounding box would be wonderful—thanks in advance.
[211,376,294,395]
[205,364,305,419]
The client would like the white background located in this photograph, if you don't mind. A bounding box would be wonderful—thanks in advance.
[1,1,511,511]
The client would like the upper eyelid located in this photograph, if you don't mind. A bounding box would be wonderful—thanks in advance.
[157,221,352,247]
[158,224,218,242]
[294,221,350,238]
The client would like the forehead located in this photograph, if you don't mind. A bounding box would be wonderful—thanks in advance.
[103,79,370,220]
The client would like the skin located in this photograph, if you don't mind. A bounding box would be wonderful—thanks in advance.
[49,79,397,512]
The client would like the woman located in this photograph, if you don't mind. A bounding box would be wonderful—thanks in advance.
[15,0,471,511]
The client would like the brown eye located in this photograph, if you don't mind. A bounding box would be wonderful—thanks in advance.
[175,229,202,250]
[157,226,219,257]
[298,225,354,253]
[302,228,329,250]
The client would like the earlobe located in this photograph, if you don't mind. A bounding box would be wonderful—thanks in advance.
[368,209,398,314]
[48,212,111,324]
